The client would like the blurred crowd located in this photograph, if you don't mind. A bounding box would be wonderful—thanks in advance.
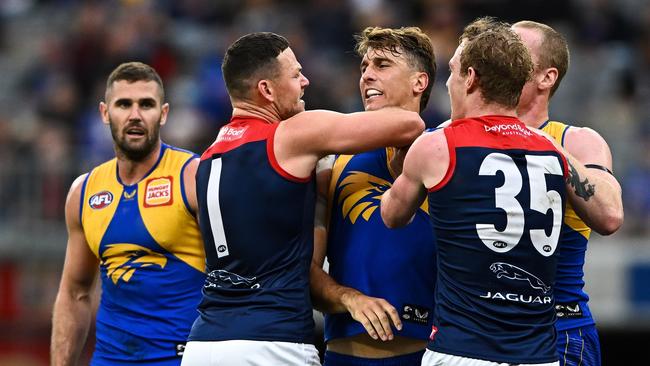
[0,0,649,237]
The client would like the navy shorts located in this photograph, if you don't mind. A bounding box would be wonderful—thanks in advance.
[557,325,601,366]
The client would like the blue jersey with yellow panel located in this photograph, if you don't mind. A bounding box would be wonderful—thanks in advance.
[541,120,594,331]
[325,147,437,342]
[80,143,205,366]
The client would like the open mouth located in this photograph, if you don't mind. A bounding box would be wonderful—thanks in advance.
[125,127,146,137]
[365,88,383,100]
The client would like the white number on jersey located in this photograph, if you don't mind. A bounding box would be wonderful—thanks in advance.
[476,153,563,256]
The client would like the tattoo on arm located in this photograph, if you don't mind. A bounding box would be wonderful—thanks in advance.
[566,161,595,201]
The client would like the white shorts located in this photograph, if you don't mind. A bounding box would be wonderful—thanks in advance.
[421,349,559,366]
[181,340,320,366]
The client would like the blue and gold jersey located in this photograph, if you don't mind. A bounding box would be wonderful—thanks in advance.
[325,147,437,342]
[80,143,205,365]
[541,120,594,331]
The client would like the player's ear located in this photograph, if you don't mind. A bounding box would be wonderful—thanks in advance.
[539,67,558,93]
[99,102,109,125]
[412,71,429,95]
[257,79,274,103]
[465,67,478,93]
[160,103,169,126]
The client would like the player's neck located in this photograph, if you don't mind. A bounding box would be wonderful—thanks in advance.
[115,142,162,186]
[465,97,517,119]
[232,102,280,124]
[517,96,549,129]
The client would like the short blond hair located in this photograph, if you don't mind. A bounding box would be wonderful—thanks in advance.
[513,20,569,97]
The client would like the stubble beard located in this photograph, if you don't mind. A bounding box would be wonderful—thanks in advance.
[109,118,161,162]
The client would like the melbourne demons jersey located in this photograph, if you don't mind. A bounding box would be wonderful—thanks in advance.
[427,116,568,364]
[325,148,436,342]
[541,120,594,331]
[191,116,316,344]
[80,144,205,365]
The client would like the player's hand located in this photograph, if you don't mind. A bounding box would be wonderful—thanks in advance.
[341,291,402,341]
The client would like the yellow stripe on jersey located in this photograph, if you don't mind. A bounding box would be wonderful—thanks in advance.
[542,121,591,240]
[82,159,123,257]
[138,148,205,272]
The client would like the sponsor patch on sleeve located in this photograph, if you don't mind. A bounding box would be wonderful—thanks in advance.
[144,176,173,207]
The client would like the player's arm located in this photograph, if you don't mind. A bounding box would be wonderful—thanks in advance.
[310,157,402,341]
[275,108,425,178]
[51,174,100,366]
[562,127,623,235]
[183,157,200,214]
[382,131,448,228]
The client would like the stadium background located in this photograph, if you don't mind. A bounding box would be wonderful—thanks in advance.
[0,0,648,364]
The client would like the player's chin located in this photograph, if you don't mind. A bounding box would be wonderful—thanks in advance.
[296,101,306,113]
[364,98,386,111]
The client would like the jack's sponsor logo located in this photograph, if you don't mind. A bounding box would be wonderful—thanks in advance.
[144,176,173,207]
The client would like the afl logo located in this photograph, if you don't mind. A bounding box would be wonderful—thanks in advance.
[89,191,114,209]
[493,240,507,249]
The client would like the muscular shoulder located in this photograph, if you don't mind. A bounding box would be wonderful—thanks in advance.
[65,173,89,225]
[563,126,612,164]
[67,174,88,203]
[405,129,448,188]
[564,126,608,148]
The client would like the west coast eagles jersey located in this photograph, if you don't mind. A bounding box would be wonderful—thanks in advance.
[325,147,437,342]
[80,143,205,365]
[541,120,594,331]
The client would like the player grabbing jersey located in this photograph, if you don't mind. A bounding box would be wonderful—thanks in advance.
[182,32,424,366]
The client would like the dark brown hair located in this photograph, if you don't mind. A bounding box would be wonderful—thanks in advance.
[222,32,290,100]
[106,61,165,101]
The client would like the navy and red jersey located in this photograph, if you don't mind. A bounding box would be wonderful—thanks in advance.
[190,116,316,344]
[427,116,568,364]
